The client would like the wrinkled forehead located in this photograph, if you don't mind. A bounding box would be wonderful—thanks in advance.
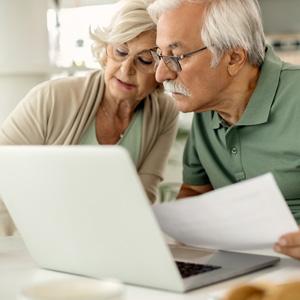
[156,2,205,51]
[122,30,157,53]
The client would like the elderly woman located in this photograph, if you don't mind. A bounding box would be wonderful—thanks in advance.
[0,0,178,235]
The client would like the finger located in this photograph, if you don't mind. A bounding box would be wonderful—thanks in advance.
[273,243,283,254]
[273,243,300,260]
[278,231,300,247]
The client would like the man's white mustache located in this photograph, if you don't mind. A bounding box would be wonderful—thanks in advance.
[163,80,191,96]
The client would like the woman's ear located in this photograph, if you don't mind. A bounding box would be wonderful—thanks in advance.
[227,48,247,76]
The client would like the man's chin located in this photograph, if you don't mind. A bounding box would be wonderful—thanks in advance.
[176,101,194,113]
[171,94,193,113]
[177,106,194,113]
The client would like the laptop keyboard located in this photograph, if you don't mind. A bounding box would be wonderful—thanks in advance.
[175,261,221,278]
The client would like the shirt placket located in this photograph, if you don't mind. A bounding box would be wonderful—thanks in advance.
[225,126,245,182]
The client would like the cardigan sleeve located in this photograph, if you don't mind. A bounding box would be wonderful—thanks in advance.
[0,81,52,145]
[138,93,179,202]
[0,72,102,236]
[0,82,52,236]
[0,71,101,146]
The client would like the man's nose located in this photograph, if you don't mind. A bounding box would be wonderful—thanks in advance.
[155,60,177,83]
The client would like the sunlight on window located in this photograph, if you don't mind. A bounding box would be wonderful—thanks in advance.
[47,3,117,69]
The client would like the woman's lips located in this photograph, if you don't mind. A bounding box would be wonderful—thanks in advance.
[115,78,136,91]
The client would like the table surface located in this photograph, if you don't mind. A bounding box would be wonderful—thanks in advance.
[1,237,300,300]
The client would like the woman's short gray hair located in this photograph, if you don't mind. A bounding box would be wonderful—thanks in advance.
[90,0,156,68]
[148,0,266,67]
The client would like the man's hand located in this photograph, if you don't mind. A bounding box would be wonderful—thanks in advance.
[177,183,213,199]
[274,229,300,259]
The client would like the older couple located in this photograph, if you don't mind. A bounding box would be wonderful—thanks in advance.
[1,0,300,260]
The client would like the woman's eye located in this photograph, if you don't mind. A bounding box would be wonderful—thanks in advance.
[137,51,154,65]
[115,48,128,57]
[138,57,153,65]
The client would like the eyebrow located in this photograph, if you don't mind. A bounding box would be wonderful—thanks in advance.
[121,42,155,53]
[156,42,184,55]
[168,42,183,50]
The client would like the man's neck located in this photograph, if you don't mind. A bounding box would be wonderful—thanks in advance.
[217,64,260,125]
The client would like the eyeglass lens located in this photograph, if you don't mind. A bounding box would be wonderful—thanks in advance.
[107,44,156,74]
[151,50,181,73]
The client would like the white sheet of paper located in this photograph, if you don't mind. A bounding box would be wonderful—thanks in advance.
[153,173,299,250]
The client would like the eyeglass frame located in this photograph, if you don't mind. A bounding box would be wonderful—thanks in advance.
[151,46,208,73]
[106,44,157,74]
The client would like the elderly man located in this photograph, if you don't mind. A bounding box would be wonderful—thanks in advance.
[147,0,300,259]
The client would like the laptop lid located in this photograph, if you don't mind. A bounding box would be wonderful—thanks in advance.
[0,146,185,292]
[0,146,279,293]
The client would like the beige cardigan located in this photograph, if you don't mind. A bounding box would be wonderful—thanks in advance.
[0,70,178,235]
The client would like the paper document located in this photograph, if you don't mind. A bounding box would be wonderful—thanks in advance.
[153,173,299,250]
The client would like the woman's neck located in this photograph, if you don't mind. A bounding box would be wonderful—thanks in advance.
[100,87,141,120]
[95,91,141,144]
[100,98,133,121]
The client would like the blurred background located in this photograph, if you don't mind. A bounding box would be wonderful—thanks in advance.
[1,0,300,200]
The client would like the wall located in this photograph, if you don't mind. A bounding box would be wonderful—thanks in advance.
[0,0,50,124]
[259,0,300,34]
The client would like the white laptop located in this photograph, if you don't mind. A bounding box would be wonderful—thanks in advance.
[0,146,279,293]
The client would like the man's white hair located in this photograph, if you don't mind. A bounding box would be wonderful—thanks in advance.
[90,0,156,68]
[147,0,266,67]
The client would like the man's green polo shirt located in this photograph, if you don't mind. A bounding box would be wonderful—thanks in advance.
[183,46,300,223]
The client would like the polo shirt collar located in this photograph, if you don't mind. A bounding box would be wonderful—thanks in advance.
[211,45,283,129]
[211,111,225,129]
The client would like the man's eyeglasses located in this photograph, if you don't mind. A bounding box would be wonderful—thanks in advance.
[106,44,156,74]
[150,46,208,73]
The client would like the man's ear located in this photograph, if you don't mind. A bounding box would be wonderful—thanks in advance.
[227,48,247,76]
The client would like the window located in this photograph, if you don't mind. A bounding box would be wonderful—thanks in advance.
[47,3,117,69]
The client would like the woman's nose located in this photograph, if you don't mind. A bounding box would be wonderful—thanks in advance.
[120,57,136,76]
